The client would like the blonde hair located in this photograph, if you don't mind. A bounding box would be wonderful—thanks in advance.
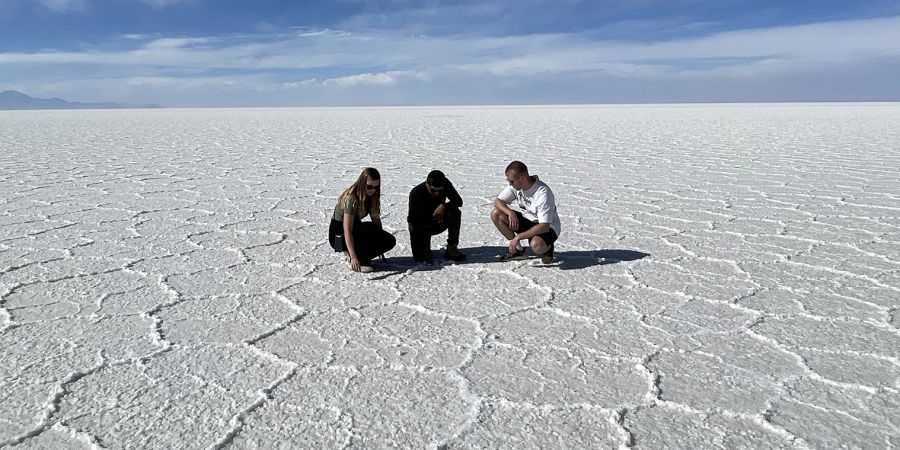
[338,167,381,219]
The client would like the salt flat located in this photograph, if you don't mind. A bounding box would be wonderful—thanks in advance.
[1,104,899,449]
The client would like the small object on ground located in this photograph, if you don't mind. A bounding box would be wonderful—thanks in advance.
[445,245,466,261]
[501,248,527,261]
[540,245,554,264]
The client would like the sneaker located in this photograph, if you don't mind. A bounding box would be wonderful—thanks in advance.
[445,245,467,262]
[540,245,555,264]
[501,248,527,261]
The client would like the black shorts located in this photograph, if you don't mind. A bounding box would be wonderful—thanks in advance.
[513,211,558,246]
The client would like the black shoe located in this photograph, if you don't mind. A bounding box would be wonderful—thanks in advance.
[445,245,466,261]
[414,250,434,265]
[540,245,555,264]
[501,248,527,261]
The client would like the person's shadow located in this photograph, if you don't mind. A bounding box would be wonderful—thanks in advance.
[369,246,649,279]
[457,246,650,270]
[554,248,651,270]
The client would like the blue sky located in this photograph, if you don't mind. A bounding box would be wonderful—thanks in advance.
[2,0,899,106]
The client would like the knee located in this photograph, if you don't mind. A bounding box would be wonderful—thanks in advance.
[408,223,425,237]
[384,232,397,250]
[490,207,501,222]
[531,237,548,253]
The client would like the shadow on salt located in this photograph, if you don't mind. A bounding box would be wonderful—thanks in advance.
[368,247,650,279]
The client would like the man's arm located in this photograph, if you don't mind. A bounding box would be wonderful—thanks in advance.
[445,181,463,208]
[408,184,428,225]
[493,197,513,215]
[513,223,550,241]
[493,197,520,232]
[343,213,362,271]
[507,221,549,254]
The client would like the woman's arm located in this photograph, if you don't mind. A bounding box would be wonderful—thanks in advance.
[343,213,361,271]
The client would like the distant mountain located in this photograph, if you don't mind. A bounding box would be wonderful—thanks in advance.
[0,90,161,110]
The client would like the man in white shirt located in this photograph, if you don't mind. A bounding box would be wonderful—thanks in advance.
[490,161,561,263]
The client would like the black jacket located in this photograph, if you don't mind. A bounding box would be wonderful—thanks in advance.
[407,181,463,226]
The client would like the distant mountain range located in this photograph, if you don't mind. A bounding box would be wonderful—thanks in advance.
[0,90,161,110]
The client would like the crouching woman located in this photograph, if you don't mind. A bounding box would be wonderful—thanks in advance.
[328,167,396,273]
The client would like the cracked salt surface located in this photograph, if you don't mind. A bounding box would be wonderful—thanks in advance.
[2,104,899,448]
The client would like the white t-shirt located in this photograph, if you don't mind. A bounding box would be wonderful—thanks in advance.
[498,175,561,236]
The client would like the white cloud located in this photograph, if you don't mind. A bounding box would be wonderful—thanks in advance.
[277,71,430,90]
[632,16,900,62]
[122,75,255,89]
[452,15,900,79]
[32,0,191,13]
[139,0,193,8]
[28,73,273,102]
[121,34,150,40]
[279,79,320,90]
[322,70,428,87]
[4,15,897,78]
[4,14,900,104]
[143,37,212,49]
[39,72,429,98]
[294,28,349,38]
[37,0,87,12]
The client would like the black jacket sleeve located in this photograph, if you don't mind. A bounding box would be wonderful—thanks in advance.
[444,181,463,209]
[407,183,429,225]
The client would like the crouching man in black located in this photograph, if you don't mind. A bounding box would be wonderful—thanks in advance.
[407,170,467,264]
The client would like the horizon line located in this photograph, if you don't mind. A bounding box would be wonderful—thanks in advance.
[4,99,900,112]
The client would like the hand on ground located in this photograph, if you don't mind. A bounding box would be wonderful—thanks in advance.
[509,237,522,254]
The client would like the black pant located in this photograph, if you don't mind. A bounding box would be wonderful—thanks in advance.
[329,219,396,264]
[408,206,461,261]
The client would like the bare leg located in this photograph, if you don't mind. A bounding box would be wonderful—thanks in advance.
[530,236,550,254]
[490,208,516,240]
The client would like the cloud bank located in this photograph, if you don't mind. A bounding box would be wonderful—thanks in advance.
[2,10,899,106]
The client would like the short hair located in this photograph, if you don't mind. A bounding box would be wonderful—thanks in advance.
[426,170,446,187]
[505,161,528,175]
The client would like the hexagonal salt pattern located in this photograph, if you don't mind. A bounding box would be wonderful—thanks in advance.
[2,105,899,448]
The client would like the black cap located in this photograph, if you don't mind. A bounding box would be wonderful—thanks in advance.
[426,170,446,188]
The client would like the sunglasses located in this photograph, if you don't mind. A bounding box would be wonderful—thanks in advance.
[366,183,381,191]
[507,174,523,184]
